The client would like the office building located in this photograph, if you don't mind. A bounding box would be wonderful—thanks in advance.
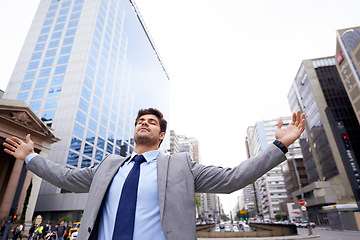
[288,56,360,230]
[335,27,360,124]
[3,0,169,223]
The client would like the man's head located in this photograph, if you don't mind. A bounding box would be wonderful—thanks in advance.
[134,108,167,147]
[59,220,64,226]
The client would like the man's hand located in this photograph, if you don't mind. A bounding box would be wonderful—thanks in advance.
[275,110,306,148]
[3,134,35,161]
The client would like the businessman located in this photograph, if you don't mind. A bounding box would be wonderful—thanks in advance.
[4,108,305,240]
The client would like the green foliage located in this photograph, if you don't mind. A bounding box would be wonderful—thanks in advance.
[59,215,72,222]
[220,214,229,221]
[275,214,285,221]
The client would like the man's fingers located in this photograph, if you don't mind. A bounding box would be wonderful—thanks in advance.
[4,148,14,156]
[5,138,18,147]
[277,118,283,129]
[290,112,296,125]
[3,142,16,151]
[11,136,23,145]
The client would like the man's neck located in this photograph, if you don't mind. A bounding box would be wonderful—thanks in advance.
[134,144,158,155]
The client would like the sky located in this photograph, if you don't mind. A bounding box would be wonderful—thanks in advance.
[1,0,360,214]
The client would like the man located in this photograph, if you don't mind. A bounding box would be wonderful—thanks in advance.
[55,220,66,240]
[3,108,305,240]
[44,221,51,237]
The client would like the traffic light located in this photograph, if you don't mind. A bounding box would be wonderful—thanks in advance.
[342,134,351,150]
[12,215,17,222]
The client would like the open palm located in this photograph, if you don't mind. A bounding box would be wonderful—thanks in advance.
[3,134,35,161]
[275,111,306,148]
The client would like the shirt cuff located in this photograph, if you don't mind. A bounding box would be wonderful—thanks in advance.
[273,140,288,154]
[25,153,38,164]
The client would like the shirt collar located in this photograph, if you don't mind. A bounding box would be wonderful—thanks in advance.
[128,150,160,164]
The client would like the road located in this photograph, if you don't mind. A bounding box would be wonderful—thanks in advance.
[298,227,360,240]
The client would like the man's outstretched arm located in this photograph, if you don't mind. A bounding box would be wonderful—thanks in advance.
[275,110,306,148]
[3,134,35,161]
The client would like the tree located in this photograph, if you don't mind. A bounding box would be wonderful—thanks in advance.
[220,214,229,221]
[275,214,285,221]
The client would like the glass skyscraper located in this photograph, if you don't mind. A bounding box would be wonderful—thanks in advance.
[3,0,169,220]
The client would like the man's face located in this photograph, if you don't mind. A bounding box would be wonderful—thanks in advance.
[134,114,165,146]
[60,221,64,226]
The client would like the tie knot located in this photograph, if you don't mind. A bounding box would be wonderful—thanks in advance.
[133,154,146,164]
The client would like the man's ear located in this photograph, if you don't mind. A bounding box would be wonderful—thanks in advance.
[159,132,165,141]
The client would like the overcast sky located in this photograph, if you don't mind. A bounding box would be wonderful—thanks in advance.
[1,0,359,214]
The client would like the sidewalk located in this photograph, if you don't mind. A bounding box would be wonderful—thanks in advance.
[198,233,320,240]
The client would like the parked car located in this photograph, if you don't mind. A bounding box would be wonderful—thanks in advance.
[67,222,81,239]
[232,226,239,232]
[224,225,231,232]
[70,231,78,240]
[214,226,221,232]
[219,223,225,229]
[300,221,315,228]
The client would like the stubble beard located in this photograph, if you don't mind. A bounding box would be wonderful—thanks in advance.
[134,132,158,146]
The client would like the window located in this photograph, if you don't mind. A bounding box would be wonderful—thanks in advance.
[44,98,58,109]
[65,28,77,36]
[39,67,52,77]
[51,75,64,85]
[70,137,82,152]
[67,20,79,28]
[70,12,81,20]
[60,46,72,55]
[34,43,46,51]
[36,78,48,88]
[95,149,103,161]
[42,58,55,67]
[37,34,48,42]
[76,110,87,125]
[81,157,91,168]
[17,92,29,101]
[59,8,69,15]
[90,107,99,120]
[79,97,89,113]
[54,65,67,75]
[20,81,33,91]
[57,55,70,65]
[84,144,93,157]
[29,100,42,111]
[56,15,67,23]
[99,125,106,138]
[43,19,54,26]
[46,11,56,18]
[73,123,84,138]
[45,49,57,58]
[63,37,74,45]
[97,137,105,149]
[86,130,96,144]
[67,151,79,167]
[48,86,62,97]
[48,40,60,48]
[27,61,40,71]
[31,89,45,100]
[41,110,55,121]
[40,26,51,34]
[31,52,42,61]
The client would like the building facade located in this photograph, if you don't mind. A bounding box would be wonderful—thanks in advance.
[288,56,360,229]
[3,0,169,221]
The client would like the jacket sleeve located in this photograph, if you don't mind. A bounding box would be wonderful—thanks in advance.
[26,154,97,193]
[189,143,287,193]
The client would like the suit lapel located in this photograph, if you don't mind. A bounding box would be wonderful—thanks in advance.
[157,153,169,222]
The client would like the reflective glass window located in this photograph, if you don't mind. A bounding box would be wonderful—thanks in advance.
[84,75,93,90]
[39,67,52,77]
[46,11,56,18]
[92,95,101,109]
[49,40,60,48]
[67,20,79,28]
[88,118,97,132]
[34,43,46,51]
[86,130,96,144]
[95,149,103,161]
[31,89,45,100]
[63,37,74,45]
[106,143,113,154]
[79,97,89,113]
[59,8,69,15]
[48,86,62,97]
[40,26,51,34]
[84,144,93,157]
[51,31,62,40]
[36,78,48,88]
[81,86,91,101]
[27,61,40,70]
[57,15,67,23]
[99,125,106,138]
[45,49,57,57]
[43,19,54,26]
[73,123,84,138]
[51,75,64,85]
[61,0,71,7]
[72,5,83,12]
[70,137,82,152]
[29,100,42,111]
[81,157,91,168]
[86,65,95,79]
[41,110,55,121]
[60,46,72,54]
[31,52,42,60]
[65,28,77,36]
[57,55,70,65]
[97,137,105,149]
[116,139,122,147]
[76,110,87,125]
[90,107,99,120]
[67,151,79,166]
[17,92,29,101]
[54,65,67,75]
[70,12,81,20]
[42,58,55,67]
[44,98,58,109]
[37,34,48,42]
[54,23,65,31]
[48,4,58,11]
[20,81,33,91]
[101,114,108,127]
[24,71,36,80]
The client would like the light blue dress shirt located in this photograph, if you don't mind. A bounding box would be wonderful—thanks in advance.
[25,151,166,240]
[98,150,165,240]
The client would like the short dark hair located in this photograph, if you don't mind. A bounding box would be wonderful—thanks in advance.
[135,108,167,134]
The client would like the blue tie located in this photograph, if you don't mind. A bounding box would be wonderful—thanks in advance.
[112,155,146,240]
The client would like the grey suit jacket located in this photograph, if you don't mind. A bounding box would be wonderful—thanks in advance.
[26,143,286,240]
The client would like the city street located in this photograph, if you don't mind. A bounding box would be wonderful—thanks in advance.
[297,227,360,240]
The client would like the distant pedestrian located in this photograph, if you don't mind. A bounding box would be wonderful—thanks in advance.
[34,224,44,240]
[44,221,51,236]
[27,223,36,240]
[55,220,67,240]
[11,224,23,240]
